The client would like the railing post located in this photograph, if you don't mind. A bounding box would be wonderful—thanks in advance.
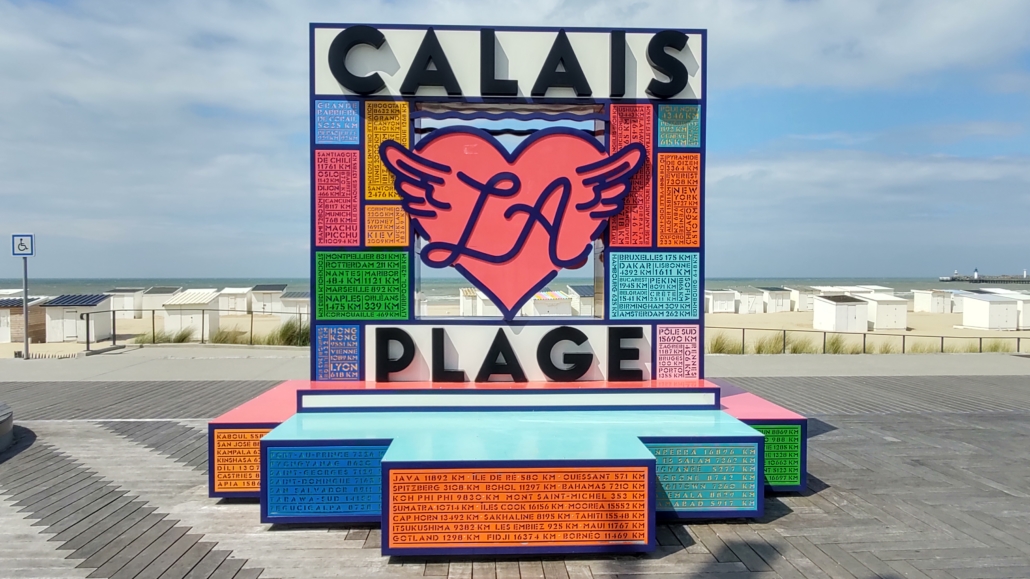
[1019,337,1022,354]
[201,309,206,344]
[979,337,983,353]
[941,336,944,353]
[84,313,91,352]
[782,330,787,354]
[741,328,745,355]
[112,310,117,346]
[902,335,906,354]
[152,310,156,343]
[863,333,866,354]
[822,332,826,354]
[250,311,254,346]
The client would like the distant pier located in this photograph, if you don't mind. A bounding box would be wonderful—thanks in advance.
[939,274,1030,284]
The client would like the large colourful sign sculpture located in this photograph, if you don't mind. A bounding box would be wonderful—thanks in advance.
[207,24,808,558]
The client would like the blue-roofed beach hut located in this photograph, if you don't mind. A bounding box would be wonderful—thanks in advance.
[41,294,112,343]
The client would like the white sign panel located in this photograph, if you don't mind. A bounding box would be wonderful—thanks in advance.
[314,26,702,100]
[12,234,34,257]
[367,324,651,382]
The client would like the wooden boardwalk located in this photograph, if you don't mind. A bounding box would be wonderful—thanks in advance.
[3,376,1030,578]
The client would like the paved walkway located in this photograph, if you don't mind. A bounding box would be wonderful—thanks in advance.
[3,375,1030,578]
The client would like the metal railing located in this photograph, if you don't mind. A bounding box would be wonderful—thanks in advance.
[80,308,310,352]
[707,326,1027,355]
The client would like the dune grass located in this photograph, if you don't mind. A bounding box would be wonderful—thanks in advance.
[752,334,783,354]
[873,340,899,354]
[824,334,862,355]
[261,318,310,347]
[707,332,742,354]
[133,328,194,344]
[983,339,1014,353]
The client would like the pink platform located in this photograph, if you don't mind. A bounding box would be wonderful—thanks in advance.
[209,379,801,424]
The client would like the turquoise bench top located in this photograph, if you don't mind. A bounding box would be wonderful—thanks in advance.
[265,410,761,463]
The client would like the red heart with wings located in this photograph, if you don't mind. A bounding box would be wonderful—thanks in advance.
[380,127,645,319]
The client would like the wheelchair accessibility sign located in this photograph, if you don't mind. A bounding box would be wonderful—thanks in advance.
[12,234,34,257]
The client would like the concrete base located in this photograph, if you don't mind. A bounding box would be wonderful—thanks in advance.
[0,402,13,453]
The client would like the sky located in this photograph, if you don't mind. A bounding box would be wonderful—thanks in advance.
[0,0,1028,280]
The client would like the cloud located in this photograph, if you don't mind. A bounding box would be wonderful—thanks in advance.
[706,150,1030,276]
[0,0,1028,278]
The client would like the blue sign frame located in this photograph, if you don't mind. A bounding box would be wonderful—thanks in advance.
[12,234,34,257]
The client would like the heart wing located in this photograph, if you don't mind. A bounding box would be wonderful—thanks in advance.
[574,143,647,220]
[379,140,456,232]
[548,142,647,266]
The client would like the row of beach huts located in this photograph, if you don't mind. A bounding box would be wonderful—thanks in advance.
[0,285,310,344]
[705,285,1030,332]
[453,285,597,317]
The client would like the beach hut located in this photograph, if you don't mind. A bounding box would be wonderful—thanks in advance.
[734,287,763,314]
[857,285,894,295]
[141,287,182,316]
[279,291,311,323]
[837,286,875,296]
[809,286,845,296]
[458,288,478,317]
[1005,293,1030,330]
[961,294,1018,330]
[704,290,736,313]
[813,295,868,333]
[251,284,287,314]
[943,290,968,314]
[759,287,791,314]
[567,284,595,317]
[521,291,572,317]
[105,288,144,319]
[785,286,816,312]
[475,290,502,317]
[42,295,112,343]
[218,287,253,316]
[912,290,949,313]
[0,296,47,344]
[162,289,220,341]
[858,294,908,330]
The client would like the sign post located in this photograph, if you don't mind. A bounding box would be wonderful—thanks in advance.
[12,234,34,359]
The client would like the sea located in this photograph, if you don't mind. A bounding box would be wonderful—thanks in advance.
[1,276,1020,303]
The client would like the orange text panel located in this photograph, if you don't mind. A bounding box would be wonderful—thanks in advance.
[213,428,271,493]
[657,153,701,247]
[387,467,649,549]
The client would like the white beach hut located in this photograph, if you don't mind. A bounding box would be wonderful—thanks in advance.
[734,287,764,314]
[141,287,181,317]
[105,288,144,319]
[218,287,253,316]
[858,294,908,330]
[759,287,791,314]
[813,295,868,333]
[162,289,220,341]
[912,290,949,313]
[251,284,287,315]
[857,285,894,296]
[961,294,1018,330]
[838,286,875,297]
[458,288,478,317]
[475,290,502,317]
[704,290,736,313]
[279,291,311,323]
[944,290,969,314]
[566,284,595,317]
[1005,293,1030,330]
[784,286,816,312]
[809,286,846,297]
[521,291,573,317]
[0,296,47,344]
[42,295,113,343]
